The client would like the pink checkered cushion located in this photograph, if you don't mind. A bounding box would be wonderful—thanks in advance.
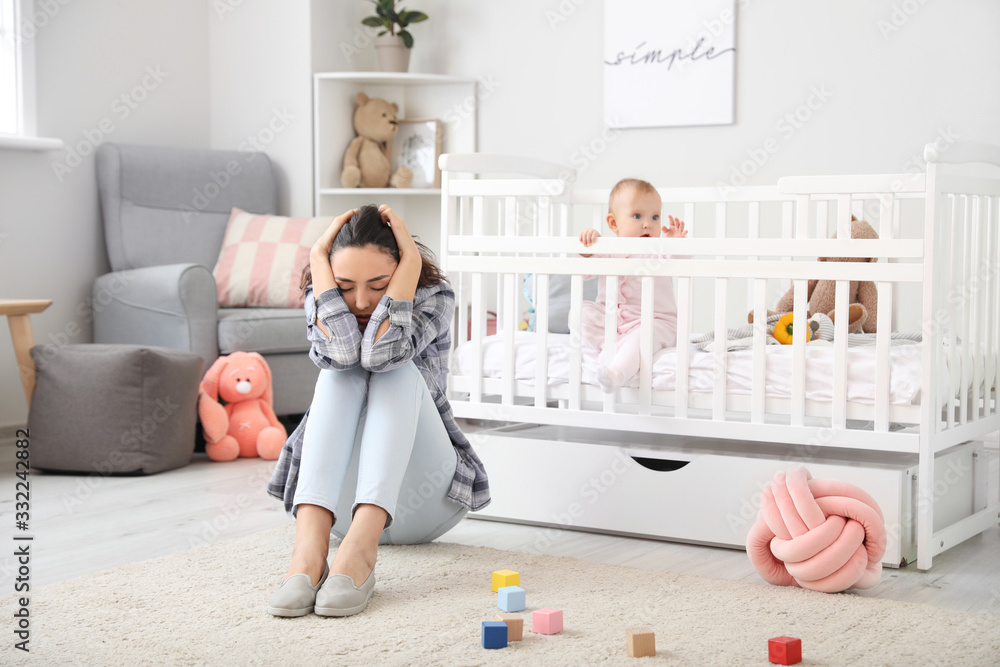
[212,208,332,308]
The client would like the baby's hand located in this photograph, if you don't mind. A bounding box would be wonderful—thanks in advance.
[662,215,688,238]
[579,229,601,247]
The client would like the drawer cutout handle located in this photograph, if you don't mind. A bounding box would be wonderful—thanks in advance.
[631,457,690,472]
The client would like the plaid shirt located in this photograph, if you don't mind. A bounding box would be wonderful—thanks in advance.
[266,282,491,515]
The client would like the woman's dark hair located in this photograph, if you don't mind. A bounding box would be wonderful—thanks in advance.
[300,204,448,291]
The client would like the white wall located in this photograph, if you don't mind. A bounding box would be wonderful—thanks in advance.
[405,0,1000,187]
[0,0,209,430]
[311,0,371,74]
[205,0,379,217]
[208,1,312,217]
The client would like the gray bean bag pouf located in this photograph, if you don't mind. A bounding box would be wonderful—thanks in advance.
[27,344,204,474]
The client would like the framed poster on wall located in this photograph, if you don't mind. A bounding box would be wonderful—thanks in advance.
[604,0,736,129]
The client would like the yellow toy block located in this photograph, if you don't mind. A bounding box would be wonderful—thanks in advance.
[491,569,520,592]
[495,613,523,641]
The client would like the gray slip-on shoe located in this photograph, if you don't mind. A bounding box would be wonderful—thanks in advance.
[266,562,330,617]
[314,567,376,617]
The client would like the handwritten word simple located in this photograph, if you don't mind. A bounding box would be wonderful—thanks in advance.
[605,37,734,70]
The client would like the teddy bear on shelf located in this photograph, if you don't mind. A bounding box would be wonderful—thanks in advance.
[340,92,413,189]
[749,216,880,334]
[198,351,287,461]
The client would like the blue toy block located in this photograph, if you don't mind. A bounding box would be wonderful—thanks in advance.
[498,585,526,612]
[482,621,508,649]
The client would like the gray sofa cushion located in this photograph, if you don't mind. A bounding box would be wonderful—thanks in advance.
[217,308,309,355]
[27,344,204,474]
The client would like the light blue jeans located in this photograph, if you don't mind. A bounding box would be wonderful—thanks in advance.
[292,362,468,545]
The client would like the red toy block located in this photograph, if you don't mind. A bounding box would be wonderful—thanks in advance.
[768,636,802,665]
[532,608,563,635]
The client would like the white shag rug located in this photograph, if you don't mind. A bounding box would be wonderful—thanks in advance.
[5,524,999,666]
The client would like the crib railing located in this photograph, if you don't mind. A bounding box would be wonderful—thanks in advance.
[439,151,1000,457]
[447,236,923,447]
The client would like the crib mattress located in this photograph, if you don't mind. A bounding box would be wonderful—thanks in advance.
[453,332,949,405]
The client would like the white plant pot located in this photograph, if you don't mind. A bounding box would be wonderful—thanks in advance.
[374,34,411,73]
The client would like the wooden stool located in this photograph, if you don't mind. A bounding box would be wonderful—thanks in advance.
[0,299,52,407]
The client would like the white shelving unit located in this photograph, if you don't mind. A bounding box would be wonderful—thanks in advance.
[313,72,477,257]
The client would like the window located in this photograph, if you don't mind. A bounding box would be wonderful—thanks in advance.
[0,0,60,149]
[0,0,21,135]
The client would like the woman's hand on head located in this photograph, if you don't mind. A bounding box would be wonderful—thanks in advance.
[308,208,356,309]
[312,208,357,257]
[374,205,422,342]
[379,205,422,271]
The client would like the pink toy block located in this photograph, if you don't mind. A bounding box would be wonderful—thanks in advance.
[768,636,802,665]
[532,608,563,635]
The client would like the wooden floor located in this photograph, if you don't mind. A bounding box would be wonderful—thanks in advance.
[1,436,998,615]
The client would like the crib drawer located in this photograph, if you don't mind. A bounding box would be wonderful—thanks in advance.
[468,430,986,568]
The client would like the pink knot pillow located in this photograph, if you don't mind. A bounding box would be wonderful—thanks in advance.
[746,467,886,593]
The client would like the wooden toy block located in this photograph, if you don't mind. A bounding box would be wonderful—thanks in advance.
[768,636,802,665]
[626,627,656,658]
[498,585,526,612]
[532,608,563,635]
[481,621,508,649]
[492,569,520,592]
[495,613,523,641]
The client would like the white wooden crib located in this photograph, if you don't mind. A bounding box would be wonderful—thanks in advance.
[438,144,1000,570]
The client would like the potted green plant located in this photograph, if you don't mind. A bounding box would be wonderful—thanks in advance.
[362,0,429,72]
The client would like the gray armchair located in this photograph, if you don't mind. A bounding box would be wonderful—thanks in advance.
[93,142,318,416]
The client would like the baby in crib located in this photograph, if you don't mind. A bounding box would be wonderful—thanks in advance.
[578,178,687,393]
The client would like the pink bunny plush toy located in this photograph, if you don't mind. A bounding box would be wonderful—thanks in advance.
[197,351,287,461]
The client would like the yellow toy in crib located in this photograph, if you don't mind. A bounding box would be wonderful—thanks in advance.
[774,313,811,345]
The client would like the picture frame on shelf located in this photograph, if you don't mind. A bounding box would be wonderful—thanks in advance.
[390,118,442,188]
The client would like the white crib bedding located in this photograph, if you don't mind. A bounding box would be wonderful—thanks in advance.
[453,331,954,405]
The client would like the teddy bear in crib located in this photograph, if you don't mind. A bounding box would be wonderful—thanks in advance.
[748,216,880,334]
[340,92,413,189]
[197,351,287,461]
